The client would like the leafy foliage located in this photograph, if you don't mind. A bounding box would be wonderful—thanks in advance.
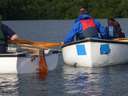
[0,0,127,20]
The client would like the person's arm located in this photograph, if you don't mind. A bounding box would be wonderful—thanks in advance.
[64,22,82,44]
[115,21,122,32]
[94,19,108,39]
[1,24,18,40]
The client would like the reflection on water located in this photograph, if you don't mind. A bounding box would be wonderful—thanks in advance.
[63,65,128,96]
[17,74,48,96]
[0,74,18,96]
[1,64,128,96]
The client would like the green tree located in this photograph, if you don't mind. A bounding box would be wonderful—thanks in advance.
[0,0,127,20]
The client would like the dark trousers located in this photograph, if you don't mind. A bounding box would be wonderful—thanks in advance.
[0,44,7,53]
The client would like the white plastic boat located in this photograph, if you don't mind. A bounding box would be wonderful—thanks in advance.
[0,46,59,73]
[62,38,128,67]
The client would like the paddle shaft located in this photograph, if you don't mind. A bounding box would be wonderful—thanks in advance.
[8,39,63,48]
[113,38,128,42]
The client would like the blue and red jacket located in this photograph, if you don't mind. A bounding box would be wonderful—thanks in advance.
[80,18,96,30]
[64,14,107,44]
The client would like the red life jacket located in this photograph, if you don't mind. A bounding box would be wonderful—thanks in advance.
[76,18,98,40]
[80,18,96,30]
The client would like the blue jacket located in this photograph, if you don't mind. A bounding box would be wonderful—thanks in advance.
[64,14,107,44]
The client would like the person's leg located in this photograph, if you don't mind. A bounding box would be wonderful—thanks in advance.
[0,44,7,53]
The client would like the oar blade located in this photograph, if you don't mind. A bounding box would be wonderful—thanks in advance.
[38,49,48,80]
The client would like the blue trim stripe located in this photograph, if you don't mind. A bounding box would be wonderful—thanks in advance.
[76,44,86,55]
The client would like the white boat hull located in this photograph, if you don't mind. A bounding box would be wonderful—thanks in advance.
[0,48,59,73]
[62,38,128,67]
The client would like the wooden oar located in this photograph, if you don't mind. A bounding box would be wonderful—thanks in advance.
[32,41,63,48]
[113,38,128,42]
[8,38,63,48]
[19,45,48,80]
[38,49,48,80]
[8,38,33,44]
[8,38,63,80]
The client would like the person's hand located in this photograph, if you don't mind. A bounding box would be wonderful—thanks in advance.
[60,42,64,46]
[10,34,18,40]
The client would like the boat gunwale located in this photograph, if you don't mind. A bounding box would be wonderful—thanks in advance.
[62,38,128,48]
[0,51,27,57]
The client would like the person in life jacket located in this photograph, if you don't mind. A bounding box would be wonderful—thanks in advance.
[0,21,18,53]
[106,18,125,39]
[64,6,107,44]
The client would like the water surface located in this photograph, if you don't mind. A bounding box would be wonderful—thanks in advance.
[1,19,128,96]
[1,63,128,96]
